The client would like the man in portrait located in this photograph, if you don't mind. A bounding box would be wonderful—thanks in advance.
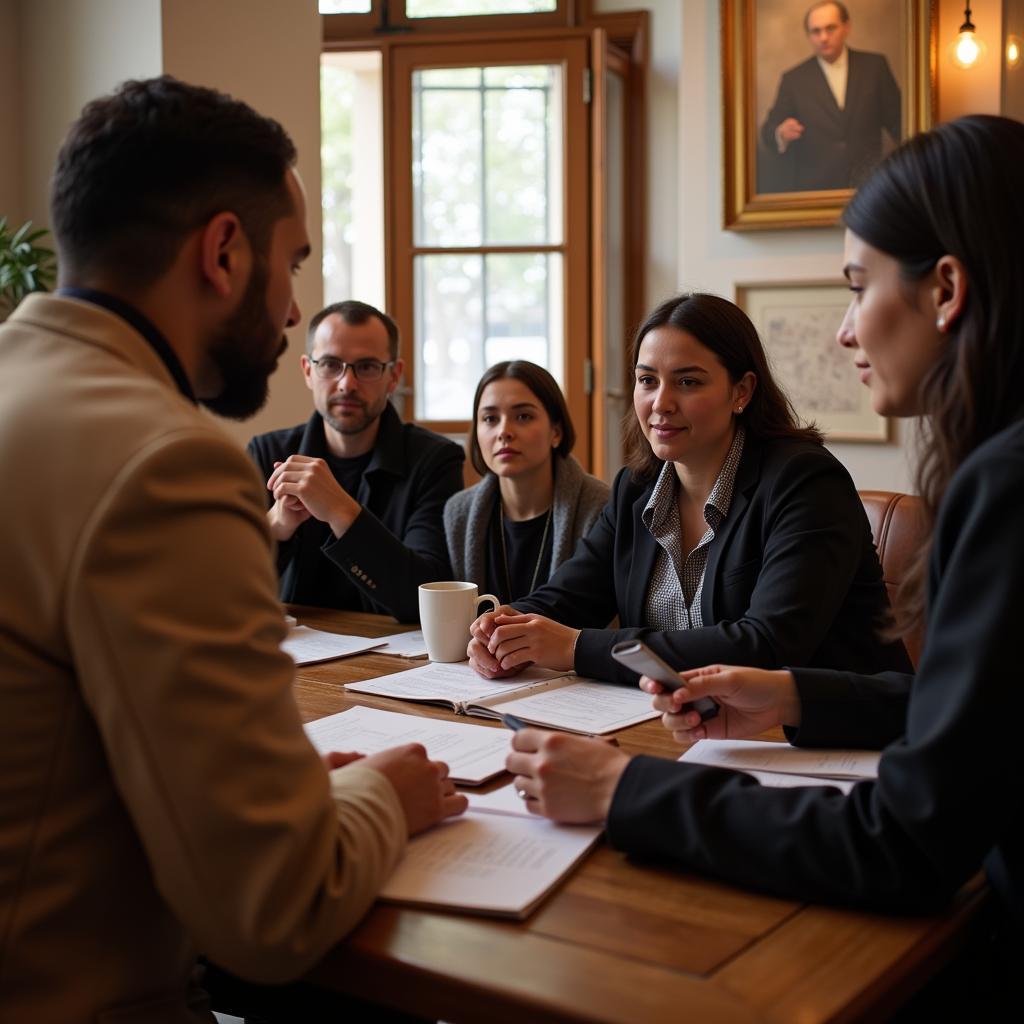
[758,1,901,192]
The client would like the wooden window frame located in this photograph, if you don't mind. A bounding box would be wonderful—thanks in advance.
[320,1,648,479]
[323,1,575,42]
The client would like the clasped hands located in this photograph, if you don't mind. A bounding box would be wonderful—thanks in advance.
[265,454,361,541]
[467,607,581,677]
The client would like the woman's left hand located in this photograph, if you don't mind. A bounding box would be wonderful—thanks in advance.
[506,728,631,823]
[485,612,580,672]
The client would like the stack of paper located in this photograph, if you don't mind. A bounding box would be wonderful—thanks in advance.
[679,739,880,794]
[373,629,429,659]
[345,660,659,735]
[304,705,511,785]
[380,786,601,919]
[282,626,386,665]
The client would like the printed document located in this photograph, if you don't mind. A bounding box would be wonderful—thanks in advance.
[304,706,510,785]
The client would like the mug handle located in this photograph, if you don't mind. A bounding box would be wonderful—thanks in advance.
[476,593,500,616]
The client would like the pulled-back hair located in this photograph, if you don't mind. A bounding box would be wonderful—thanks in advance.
[467,361,575,477]
[51,75,296,289]
[623,292,822,482]
[843,114,1024,638]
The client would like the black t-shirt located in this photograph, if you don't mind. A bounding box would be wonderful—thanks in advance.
[484,503,554,605]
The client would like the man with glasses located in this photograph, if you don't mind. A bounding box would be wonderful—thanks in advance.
[758,1,900,192]
[248,300,464,621]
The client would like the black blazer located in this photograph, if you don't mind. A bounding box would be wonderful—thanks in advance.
[607,419,1024,925]
[759,49,901,191]
[248,404,463,622]
[514,435,911,683]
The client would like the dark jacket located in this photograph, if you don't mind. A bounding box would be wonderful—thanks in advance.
[759,48,901,192]
[607,419,1024,924]
[513,434,911,683]
[247,404,464,622]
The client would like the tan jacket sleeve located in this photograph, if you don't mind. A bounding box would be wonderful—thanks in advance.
[64,427,406,982]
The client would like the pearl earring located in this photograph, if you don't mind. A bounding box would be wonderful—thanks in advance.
[735,405,744,414]
[937,316,946,330]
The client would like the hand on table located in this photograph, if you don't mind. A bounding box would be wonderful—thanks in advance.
[506,728,631,824]
[641,664,801,745]
[362,743,467,836]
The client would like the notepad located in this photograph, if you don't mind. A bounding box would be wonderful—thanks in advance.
[380,789,602,919]
[345,661,659,735]
[679,739,880,795]
[303,706,511,785]
[282,626,386,665]
[374,629,429,659]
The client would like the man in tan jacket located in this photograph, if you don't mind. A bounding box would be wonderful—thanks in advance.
[0,76,465,1023]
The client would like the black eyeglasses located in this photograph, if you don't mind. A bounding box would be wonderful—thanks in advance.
[308,356,394,381]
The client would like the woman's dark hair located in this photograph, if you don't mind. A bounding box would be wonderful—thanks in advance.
[844,115,1024,638]
[467,361,575,476]
[623,292,822,482]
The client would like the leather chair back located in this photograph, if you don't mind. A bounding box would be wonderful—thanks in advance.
[858,490,926,668]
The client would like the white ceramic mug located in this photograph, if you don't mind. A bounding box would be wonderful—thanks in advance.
[418,582,500,663]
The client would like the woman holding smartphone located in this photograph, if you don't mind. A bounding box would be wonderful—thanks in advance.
[468,292,910,683]
[444,361,608,604]
[507,119,1024,996]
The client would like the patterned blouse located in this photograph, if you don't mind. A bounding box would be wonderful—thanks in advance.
[641,427,746,629]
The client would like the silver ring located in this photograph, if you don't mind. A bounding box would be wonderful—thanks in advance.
[517,788,529,800]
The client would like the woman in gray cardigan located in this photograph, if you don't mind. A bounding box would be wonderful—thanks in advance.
[444,361,609,605]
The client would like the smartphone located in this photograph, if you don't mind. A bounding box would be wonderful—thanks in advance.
[610,640,719,722]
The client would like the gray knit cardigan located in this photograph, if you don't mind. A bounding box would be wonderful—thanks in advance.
[443,456,610,595]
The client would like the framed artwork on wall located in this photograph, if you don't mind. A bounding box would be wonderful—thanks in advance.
[737,280,890,442]
[722,0,935,231]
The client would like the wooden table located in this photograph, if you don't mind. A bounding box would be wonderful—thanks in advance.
[291,608,988,1024]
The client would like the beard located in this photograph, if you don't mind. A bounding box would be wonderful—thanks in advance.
[201,257,287,420]
[324,390,389,436]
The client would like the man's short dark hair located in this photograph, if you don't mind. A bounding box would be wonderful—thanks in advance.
[804,1,850,32]
[51,76,297,289]
[306,300,400,360]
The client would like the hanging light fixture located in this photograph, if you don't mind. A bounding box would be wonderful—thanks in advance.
[952,3,983,69]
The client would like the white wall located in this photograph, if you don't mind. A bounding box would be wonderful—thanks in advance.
[160,0,324,446]
[20,0,163,229]
[13,0,321,447]
[653,0,916,491]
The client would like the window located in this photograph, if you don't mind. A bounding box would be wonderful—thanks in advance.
[321,51,385,310]
[320,5,647,475]
[410,63,565,420]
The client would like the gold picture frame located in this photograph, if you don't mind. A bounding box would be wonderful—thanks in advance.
[737,280,890,442]
[722,0,936,231]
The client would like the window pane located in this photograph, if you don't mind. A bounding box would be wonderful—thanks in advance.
[415,252,563,420]
[413,71,483,246]
[319,0,371,12]
[417,255,483,420]
[321,52,385,309]
[413,64,561,247]
[484,66,560,245]
[407,0,556,16]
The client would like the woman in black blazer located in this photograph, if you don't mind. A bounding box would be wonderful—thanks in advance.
[507,117,1024,986]
[468,292,910,684]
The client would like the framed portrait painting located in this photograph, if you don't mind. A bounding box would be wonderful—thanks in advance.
[737,281,890,442]
[722,0,935,230]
